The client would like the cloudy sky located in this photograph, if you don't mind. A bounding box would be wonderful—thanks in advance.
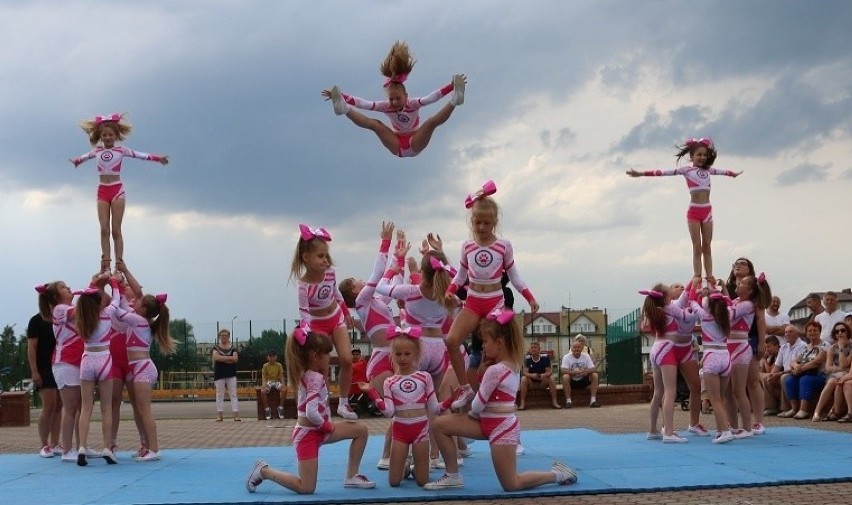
[2,1,850,343]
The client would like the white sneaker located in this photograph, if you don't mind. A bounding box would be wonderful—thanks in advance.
[451,74,465,106]
[51,444,63,456]
[246,459,267,493]
[646,432,663,440]
[688,424,710,437]
[458,447,472,458]
[376,457,390,470]
[751,422,766,435]
[552,460,579,485]
[85,447,101,458]
[733,429,753,440]
[76,447,88,467]
[337,403,358,420]
[662,434,688,444]
[61,449,78,463]
[277,406,285,418]
[264,408,271,420]
[515,444,525,456]
[424,473,464,490]
[135,450,161,462]
[330,85,349,115]
[451,384,475,410]
[713,430,734,444]
[39,445,54,458]
[102,447,118,464]
[343,474,376,489]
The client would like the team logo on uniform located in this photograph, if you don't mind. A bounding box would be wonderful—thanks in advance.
[475,249,494,268]
[101,151,114,162]
[696,169,709,178]
[397,114,409,123]
[399,378,418,393]
[318,285,332,300]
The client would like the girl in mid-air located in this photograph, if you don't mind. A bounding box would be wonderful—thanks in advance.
[70,113,169,272]
[626,137,741,288]
[245,330,375,494]
[290,224,358,420]
[323,41,465,158]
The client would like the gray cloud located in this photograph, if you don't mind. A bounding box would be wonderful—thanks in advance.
[775,163,830,187]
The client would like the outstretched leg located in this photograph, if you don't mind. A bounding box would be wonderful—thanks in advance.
[687,221,702,287]
[410,103,456,153]
[97,200,112,271]
[341,108,400,156]
[111,198,126,264]
[700,221,714,285]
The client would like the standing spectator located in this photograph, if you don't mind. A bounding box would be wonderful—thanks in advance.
[815,292,846,345]
[773,325,807,417]
[560,341,600,408]
[759,335,781,415]
[518,342,561,410]
[805,293,824,324]
[764,296,790,339]
[260,351,286,420]
[212,329,240,421]
[27,312,63,457]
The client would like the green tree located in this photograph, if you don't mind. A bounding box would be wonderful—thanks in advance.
[0,325,23,390]
[239,329,286,372]
[151,318,197,379]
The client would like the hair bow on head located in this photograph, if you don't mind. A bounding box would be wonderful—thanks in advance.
[382,73,408,88]
[757,272,766,284]
[386,325,422,340]
[34,284,48,294]
[154,293,168,304]
[464,180,497,208]
[299,224,332,242]
[429,256,457,277]
[638,289,663,299]
[486,307,515,325]
[293,320,310,346]
[76,287,101,296]
[685,137,714,150]
[709,292,733,306]
[94,113,121,124]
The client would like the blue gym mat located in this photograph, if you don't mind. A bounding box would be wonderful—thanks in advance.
[2,427,852,504]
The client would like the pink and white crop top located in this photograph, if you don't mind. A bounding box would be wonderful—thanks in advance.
[689,301,727,346]
[447,238,534,303]
[354,240,395,338]
[729,299,755,334]
[85,303,117,350]
[109,290,151,352]
[671,288,698,336]
[377,274,449,330]
[470,362,519,415]
[342,82,453,134]
[297,267,351,322]
[642,166,737,193]
[662,303,699,338]
[52,304,83,367]
[297,370,331,429]
[73,146,165,176]
[371,371,442,418]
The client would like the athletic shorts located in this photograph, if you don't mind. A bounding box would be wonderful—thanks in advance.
[397,132,418,158]
[727,340,752,367]
[674,342,696,365]
[702,349,731,376]
[650,339,678,368]
[79,351,112,382]
[461,290,504,319]
[291,425,329,461]
[109,334,131,381]
[35,366,58,390]
[391,416,429,445]
[419,336,449,377]
[686,203,712,223]
[129,359,159,385]
[97,182,125,203]
[52,363,81,389]
[366,347,393,381]
[308,306,346,336]
[479,413,520,446]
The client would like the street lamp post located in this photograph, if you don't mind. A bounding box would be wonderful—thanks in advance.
[231,316,238,345]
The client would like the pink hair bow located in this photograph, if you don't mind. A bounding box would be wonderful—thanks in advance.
[34,284,47,294]
[429,256,457,277]
[757,272,766,284]
[386,325,422,340]
[76,287,100,296]
[299,224,332,242]
[154,293,168,304]
[709,292,733,306]
[486,307,515,325]
[382,73,408,88]
[293,320,309,346]
[95,113,121,124]
[464,180,497,208]
[638,289,663,299]
[685,137,714,150]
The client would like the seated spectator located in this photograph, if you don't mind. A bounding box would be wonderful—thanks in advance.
[560,341,600,408]
[781,321,828,419]
[813,322,851,421]
[573,334,595,360]
[758,335,781,415]
[347,348,378,415]
[518,342,561,410]
[260,351,286,420]
[772,325,807,417]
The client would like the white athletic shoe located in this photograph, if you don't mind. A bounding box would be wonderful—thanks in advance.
[424,473,464,490]
[264,408,271,420]
[85,447,101,458]
[376,457,390,470]
[662,433,688,444]
[277,406,285,418]
[135,450,161,462]
[751,422,766,435]
[451,384,475,410]
[552,460,579,485]
[687,424,710,437]
[343,474,376,489]
[515,444,525,456]
[337,402,358,420]
[330,85,348,115]
[61,449,78,463]
[647,432,663,440]
[39,446,54,458]
[246,459,267,493]
[102,447,118,465]
[51,444,63,456]
[733,429,754,440]
[451,74,465,106]
[713,430,735,444]
[457,447,472,458]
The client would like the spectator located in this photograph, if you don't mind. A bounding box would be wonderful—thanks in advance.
[772,325,807,417]
[805,293,824,324]
[27,311,62,458]
[764,296,790,339]
[781,321,828,419]
[812,322,851,421]
[560,341,600,408]
[212,329,240,422]
[518,342,561,410]
[573,334,595,360]
[260,351,286,420]
[348,348,377,415]
[759,335,781,415]
[815,291,846,345]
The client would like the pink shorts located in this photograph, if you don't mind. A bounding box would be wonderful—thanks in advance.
[479,413,520,446]
[727,340,752,367]
[419,336,449,377]
[108,333,131,381]
[291,425,329,461]
[52,363,81,389]
[97,182,125,203]
[650,339,678,368]
[686,203,712,223]
[702,349,731,376]
[80,351,112,382]
[308,306,346,336]
[366,347,393,381]
[129,359,159,385]
[397,132,417,158]
[674,342,696,365]
[391,416,429,445]
[462,291,504,319]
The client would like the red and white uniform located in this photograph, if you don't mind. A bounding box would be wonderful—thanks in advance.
[649,303,699,368]
[690,301,731,376]
[641,166,738,192]
[110,290,158,385]
[342,83,453,134]
[72,146,165,175]
[357,240,397,380]
[672,289,698,364]
[291,370,334,461]
[51,303,84,389]
[369,371,446,444]
[727,299,755,367]
[470,362,520,446]
[297,267,351,336]
[80,303,117,382]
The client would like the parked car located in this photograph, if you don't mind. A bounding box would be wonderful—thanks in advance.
[12,379,34,394]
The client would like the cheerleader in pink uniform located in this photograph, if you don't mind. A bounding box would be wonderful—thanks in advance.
[627,137,741,287]
[245,330,375,494]
[425,308,577,491]
[444,180,539,409]
[70,113,169,272]
[290,224,359,420]
[322,41,465,158]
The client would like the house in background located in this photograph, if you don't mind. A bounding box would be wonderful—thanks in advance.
[788,288,852,328]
